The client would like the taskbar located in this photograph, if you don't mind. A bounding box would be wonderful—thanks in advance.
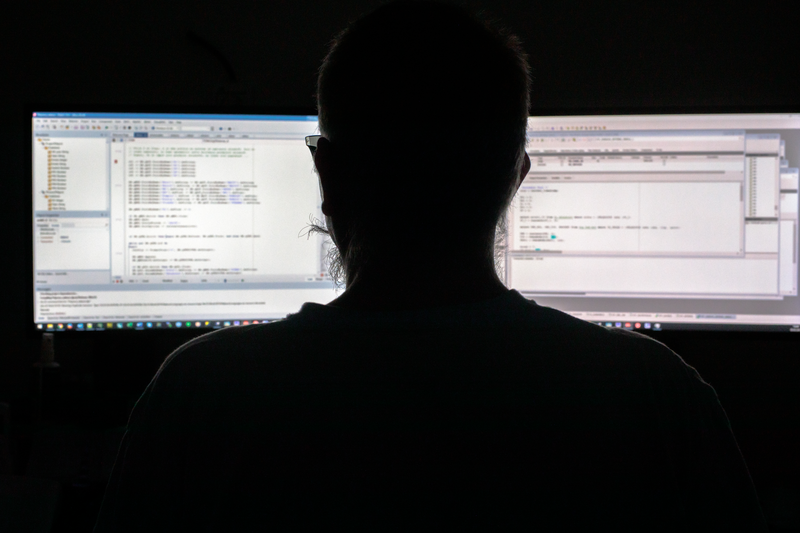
[583,320,800,333]
[36,319,276,332]
[35,319,800,333]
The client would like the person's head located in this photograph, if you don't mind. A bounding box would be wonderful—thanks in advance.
[312,0,531,286]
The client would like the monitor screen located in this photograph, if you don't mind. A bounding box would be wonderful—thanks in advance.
[511,113,800,332]
[32,111,336,332]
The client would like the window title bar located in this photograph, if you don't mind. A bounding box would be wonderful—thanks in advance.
[33,112,317,121]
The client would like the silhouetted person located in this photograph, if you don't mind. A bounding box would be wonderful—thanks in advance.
[95,2,768,531]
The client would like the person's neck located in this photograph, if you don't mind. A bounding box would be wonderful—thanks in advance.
[327,252,509,312]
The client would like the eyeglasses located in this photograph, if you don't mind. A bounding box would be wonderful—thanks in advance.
[305,135,322,156]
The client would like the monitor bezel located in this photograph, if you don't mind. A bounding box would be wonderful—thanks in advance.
[524,106,800,335]
[24,103,317,339]
[24,104,800,338]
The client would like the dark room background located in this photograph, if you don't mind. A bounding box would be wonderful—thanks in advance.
[2,0,799,530]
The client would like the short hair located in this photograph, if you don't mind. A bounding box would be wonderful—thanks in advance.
[316,0,530,246]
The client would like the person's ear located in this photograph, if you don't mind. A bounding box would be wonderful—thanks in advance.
[515,152,531,192]
[313,137,339,217]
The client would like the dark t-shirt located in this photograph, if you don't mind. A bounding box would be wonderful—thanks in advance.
[94,290,768,532]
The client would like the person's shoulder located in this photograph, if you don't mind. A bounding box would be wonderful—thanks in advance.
[515,294,688,368]
[510,292,639,337]
[153,317,302,380]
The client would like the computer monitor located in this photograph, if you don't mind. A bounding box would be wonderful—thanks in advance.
[511,113,800,332]
[31,110,336,332]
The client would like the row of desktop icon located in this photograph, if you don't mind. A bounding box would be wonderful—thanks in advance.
[594,322,662,330]
[38,320,271,331]
[37,320,663,332]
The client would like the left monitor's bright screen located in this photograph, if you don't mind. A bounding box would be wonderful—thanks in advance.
[32,112,336,332]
